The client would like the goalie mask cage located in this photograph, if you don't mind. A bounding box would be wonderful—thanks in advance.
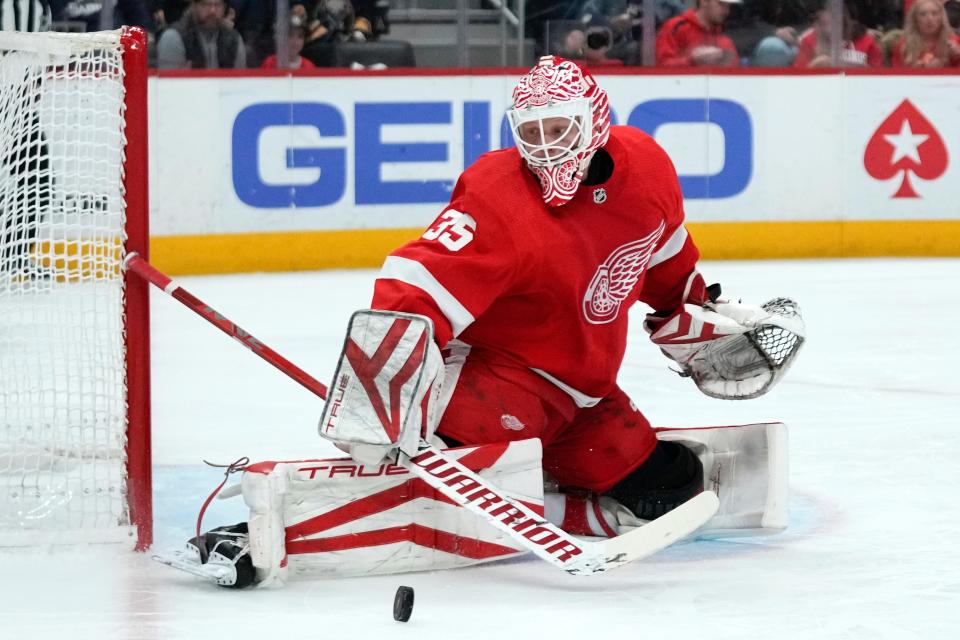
[0,28,150,549]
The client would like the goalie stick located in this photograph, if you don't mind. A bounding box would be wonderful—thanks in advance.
[405,447,718,574]
[124,254,327,399]
[127,254,719,576]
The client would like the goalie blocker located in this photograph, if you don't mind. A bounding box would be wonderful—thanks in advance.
[319,309,445,465]
[156,422,786,586]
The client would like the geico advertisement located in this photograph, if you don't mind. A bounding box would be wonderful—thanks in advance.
[148,74,960,236]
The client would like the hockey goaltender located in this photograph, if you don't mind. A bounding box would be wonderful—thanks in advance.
[157,56,805,588]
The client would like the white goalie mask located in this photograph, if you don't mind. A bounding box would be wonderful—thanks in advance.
[509,97,593,168]
[507,56,611,207]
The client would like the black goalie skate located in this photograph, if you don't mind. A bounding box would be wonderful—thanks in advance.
[153,522,257,589]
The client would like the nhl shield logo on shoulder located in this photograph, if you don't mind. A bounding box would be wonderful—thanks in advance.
[593,188,607,204]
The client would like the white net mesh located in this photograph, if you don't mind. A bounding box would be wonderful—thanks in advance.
[0,30,134,543]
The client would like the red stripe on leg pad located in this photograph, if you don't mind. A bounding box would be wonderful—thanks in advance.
[285,477,456,541]
[286,524,521,560]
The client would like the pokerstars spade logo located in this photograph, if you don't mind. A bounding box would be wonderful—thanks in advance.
[864,99,948,199]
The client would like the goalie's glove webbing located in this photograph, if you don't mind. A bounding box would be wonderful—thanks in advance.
[648,297,805,400]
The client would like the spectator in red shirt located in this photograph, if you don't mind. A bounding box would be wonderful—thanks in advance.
[261,16,317,69]
[793,2,883,67]
[655,0,743,67]
[891,0,960,67]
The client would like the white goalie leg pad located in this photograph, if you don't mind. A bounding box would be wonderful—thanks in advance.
[655,422,789,538]
[566,423,788,540]
[240,439,545,582]
[236,465,287,587]
[319,310,444,465]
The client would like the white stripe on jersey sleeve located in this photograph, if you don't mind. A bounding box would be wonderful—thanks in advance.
[647,225,688,269]
[379,256,476,337]
[530,368,603,408]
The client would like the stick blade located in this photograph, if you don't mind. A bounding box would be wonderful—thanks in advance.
[596,490,720,572]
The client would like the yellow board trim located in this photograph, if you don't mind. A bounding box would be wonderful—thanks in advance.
[686,220,960,259]
[148,220,960,276]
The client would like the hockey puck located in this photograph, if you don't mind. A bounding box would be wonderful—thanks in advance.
[393,585,415,622]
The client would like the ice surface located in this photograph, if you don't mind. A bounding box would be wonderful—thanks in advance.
[2,259,958,639]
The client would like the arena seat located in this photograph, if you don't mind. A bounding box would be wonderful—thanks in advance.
[333,40,416,68]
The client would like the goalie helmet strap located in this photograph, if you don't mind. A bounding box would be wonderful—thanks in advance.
[605,441,704,521]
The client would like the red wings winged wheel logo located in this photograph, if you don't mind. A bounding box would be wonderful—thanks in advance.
[582,221,665,324]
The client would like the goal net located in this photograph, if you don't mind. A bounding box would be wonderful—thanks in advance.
[0,28,150,548]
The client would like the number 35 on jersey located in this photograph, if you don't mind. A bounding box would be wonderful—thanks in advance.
[422,209,476,251]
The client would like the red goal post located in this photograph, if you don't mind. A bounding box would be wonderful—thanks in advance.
[0,27,151,549]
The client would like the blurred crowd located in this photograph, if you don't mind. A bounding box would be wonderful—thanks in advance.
[543,0,960,69]
[28,0,390,68]
[16,0,960,69]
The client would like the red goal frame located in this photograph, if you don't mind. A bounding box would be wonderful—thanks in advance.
[121,27,152,551]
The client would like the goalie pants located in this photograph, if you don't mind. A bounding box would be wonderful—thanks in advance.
[436,353,657,493]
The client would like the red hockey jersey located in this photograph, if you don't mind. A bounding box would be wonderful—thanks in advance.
[793,30,883,68]
[372,126,700,408]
